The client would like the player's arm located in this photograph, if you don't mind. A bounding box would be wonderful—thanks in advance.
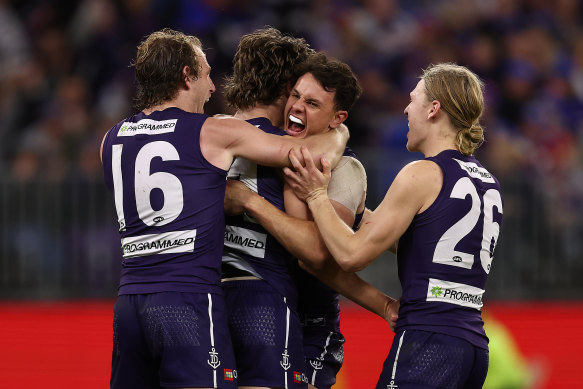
[359,208,398,254]
[305,259,399,331]
[284,147,441,272]
[225,157,365,269]
[200,116,348,171]
[224,179,332,267]
[283,186,355,269]
[99,130,111,164]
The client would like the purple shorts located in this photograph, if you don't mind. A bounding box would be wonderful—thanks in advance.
[111,292,237,389]
[376,329,489,389]
[302,313,344,389]
[223,279,306,388]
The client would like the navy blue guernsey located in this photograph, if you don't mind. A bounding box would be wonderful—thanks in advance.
[222,117,299,310]
[396,149,503,349]
[296,148,362,331]
[102,107,227,295]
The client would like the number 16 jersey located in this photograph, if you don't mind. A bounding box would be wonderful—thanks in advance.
[396,149,504,349]
[101,107,227,296]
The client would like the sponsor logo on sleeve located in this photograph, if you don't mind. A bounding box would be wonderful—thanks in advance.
[224,225,267,258]
[121,230,196,258]
[453,159,495,183]
[427,278,484,310]
[117,119,177,137]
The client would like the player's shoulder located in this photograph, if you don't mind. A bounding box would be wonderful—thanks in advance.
[332,155,366,177]
[395,159,442,190]
[402,159,441,174]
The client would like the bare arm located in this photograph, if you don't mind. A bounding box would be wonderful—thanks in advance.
[306,260,400,331]
[284,147,442,272]
[360,208,397,254]
[200,116,348,171]
[224,180,333,267]
[224,179,400,328]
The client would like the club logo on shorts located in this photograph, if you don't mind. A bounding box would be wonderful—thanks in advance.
[309,359,323,370]
[280,349,291,370]
[224,369,235,381]
[207,347,221,369]
[293,371,303,383]
[387,380,398,389]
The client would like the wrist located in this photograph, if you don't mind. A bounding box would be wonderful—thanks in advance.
[306,189,329,209]
[244,192,265,217]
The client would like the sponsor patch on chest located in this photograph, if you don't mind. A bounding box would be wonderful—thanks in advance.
[117,119,178,137]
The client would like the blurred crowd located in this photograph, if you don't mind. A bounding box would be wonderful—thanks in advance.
[1,0,582,297]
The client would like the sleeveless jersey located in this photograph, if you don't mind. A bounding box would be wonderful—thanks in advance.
[102,107,227,295]
[296,148,363,328]
[222,117,299,310]
[396,149,504,349]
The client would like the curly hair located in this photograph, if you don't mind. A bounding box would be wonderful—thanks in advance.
[131,28,202,111]
[292,52,362,112]
[422,63,485,156]
[223,27,315,110]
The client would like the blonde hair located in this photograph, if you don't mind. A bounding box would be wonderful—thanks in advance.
[422,63,485,155]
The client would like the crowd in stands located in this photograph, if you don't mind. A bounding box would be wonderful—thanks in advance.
[1,0,582,298]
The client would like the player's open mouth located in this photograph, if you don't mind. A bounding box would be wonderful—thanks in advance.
[287,114,305,136]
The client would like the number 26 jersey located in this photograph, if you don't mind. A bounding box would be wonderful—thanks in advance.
[396,149,503,349]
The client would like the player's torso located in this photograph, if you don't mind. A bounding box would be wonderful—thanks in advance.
[222,117,298,308]
[397,149,504,348]
[102,107,227,295]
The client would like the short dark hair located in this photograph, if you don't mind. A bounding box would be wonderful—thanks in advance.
[292,52,362,112]
[131,28,202,111]
[223,27,315,110]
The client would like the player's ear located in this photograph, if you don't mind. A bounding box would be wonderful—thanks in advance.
[428,100,441,119]
[330,110,348,129]
[183,66,193,87]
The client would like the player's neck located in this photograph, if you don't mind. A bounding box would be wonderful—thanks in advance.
[234,96,286,127]
[234,103,285,128]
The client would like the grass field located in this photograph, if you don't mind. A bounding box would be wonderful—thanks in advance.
[1,300,580,388]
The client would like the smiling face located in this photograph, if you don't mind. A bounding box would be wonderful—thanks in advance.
[189,46,216,113]
[283,73,347,138]
[404,79,432,152]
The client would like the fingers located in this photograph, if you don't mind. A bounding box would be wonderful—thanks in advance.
[321,157,331,176]
[288,148,305,172]
[300,146,316,171]
[283,166,300,184]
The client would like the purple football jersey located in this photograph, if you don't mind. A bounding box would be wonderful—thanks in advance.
[396,149,504,349]
[222,117,299,309]
[102,107,227,295]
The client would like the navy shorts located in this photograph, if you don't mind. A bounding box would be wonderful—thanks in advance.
[111,292,237,389]
[302,314,345,389]
[223,279,306,388]
[376,329,489,389]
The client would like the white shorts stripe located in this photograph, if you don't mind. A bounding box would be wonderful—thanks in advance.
[284,296,289,389]
[391,330,406,380]
[311,331,333,385]
[207,293,217,388]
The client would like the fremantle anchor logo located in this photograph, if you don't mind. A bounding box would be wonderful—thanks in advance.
[207,347,221,369]
[309,359,323,370]
[387,380,398,389]
[280,349,291,370]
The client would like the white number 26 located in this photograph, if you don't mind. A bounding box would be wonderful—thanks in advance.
[433,177,503,274]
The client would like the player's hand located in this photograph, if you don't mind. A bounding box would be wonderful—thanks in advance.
[283,146,331,203]
[385,298,400,332]
[224,179,254,215]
